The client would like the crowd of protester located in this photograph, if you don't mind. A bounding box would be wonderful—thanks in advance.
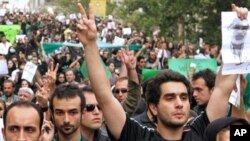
[0,2,249,141]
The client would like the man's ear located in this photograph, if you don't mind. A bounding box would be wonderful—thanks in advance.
[148,103,158,116]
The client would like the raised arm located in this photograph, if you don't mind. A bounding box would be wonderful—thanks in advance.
[206,4,248,123]
[76,3,126,139]
[120,49,141,116]
[206,67,237,122]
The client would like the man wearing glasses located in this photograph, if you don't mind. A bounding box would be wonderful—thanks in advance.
[112,50,142,117]
[113,77,129,103]
[81,86,110,141]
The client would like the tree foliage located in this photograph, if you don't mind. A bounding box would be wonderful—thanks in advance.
[53,0,250,45]
[112,0,250,45]
[55,0,90,14]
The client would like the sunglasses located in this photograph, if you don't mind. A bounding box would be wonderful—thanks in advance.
[114,88,128,94]
[85,104,101,112]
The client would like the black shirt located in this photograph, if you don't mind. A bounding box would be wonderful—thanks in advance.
[133,111,156,129]
[108,112,209,141]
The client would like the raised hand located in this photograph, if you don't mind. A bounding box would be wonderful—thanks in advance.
[76,3,97,46]
[121,48,136,70]
[39,120,55,141]
[46,61,59,81]
[35,82,50,108]
[232,4,248,20]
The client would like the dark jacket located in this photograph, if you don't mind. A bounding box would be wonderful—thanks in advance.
[122,80,141,117]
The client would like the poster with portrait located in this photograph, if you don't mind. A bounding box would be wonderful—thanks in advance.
[221,12,250,74]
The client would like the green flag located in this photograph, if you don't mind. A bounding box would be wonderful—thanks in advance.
[142,69,161,82]
[80,60,111,80]
[42,43,63,55]
[168,59,218,77]
[129,44,142,51]
[0,25,20,43]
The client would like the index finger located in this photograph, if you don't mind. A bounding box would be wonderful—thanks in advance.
[54,63,59,73]
[232,4,237,12]
[50,61,54,72]
[35,82,43,91]
[232,4,241,18]
[77,3,87,19]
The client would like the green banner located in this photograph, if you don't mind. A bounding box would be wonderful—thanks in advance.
[244,74,250,111]
[80,60,111,80]
[168,59,218,77]
[42,43,62,55]
[0,25,20,43]
[129,44,142,51]
[142,69,161,82]
[42,41,124,55]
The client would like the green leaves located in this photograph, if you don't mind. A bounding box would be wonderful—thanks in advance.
[112,0,249,45]
[55,0,90,14]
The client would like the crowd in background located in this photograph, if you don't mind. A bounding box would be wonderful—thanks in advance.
[0,10,222,91]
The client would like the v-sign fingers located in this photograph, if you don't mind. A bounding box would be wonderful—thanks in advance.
[35,82,43,91]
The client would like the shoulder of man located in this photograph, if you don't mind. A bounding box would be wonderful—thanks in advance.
[94,129,110,141]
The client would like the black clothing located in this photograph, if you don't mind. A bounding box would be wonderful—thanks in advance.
[82,129,110,141]
[133,111,156,129]
[133,98,147,117]
[108,112,210,141]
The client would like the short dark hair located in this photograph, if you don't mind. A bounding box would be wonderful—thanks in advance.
[113,77,128,93]
[137,56,145,62]
[146,70,192,105]
[192,69,216,90]
[3,101,44,129]
[49,84,86,113]
[82,85,94,94]
[3,79,15,88]
[115,77,128,84]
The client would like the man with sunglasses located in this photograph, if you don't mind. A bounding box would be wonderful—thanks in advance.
[81,86,110,141]
[113,77,129,103]
[112,49,142,117]
[49,84,86,141]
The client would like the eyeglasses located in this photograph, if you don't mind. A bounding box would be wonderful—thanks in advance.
[114,88,128,94]
[85,104,101,112]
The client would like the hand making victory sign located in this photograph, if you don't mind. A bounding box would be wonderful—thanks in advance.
[77,3,97,46]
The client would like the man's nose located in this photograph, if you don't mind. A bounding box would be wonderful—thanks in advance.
[17,130,26,141]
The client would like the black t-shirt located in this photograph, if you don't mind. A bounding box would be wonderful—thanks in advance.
[108,112,209,141]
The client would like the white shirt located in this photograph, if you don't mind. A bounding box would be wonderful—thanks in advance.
[0,42,12,55]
